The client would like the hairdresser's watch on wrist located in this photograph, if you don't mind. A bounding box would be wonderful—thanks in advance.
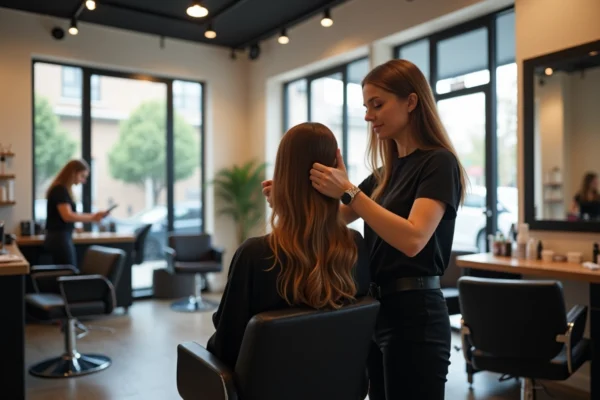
[341,186,361,206]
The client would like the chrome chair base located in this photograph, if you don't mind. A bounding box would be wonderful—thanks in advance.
[29,353,111,378]
[171,296,219,312]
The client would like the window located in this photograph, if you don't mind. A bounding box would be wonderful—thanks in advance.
[283,58,371,233]
[34,61,205,295]
[395,7,516,252]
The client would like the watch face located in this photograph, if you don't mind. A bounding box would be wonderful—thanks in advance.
[341,192,351,205]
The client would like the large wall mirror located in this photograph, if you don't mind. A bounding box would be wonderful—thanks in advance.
[524,39,600,232]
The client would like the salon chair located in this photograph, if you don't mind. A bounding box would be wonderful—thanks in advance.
[177,297,380,400]
[458,276,590,399]
[441,248,476,316]
[165,233,223,312]
[25,245,126,378]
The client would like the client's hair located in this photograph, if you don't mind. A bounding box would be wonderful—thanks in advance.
[268,122,358,310]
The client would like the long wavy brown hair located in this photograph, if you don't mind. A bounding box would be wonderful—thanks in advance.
[578,172,599,201]
[46,159,89,200]
[268,122,358,310]
[362,59,468,204]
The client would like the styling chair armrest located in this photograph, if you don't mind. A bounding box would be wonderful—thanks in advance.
[30,264,79,293]
[177,341,237,400]
[556,304,588,374]
[209,247,224,263]
[58,275,116,318]
[164,246,176,273]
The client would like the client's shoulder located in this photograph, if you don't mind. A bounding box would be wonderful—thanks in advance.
[347,228,365,243]
[234,235,273,260]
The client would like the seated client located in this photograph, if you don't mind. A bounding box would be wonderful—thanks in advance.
[206,122,371,369]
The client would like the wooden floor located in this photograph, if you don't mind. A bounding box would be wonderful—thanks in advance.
[25,296,588,400]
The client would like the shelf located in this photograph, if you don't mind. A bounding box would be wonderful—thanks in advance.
[0,201,15,206]
[0,174,15,180]
[0,152,14,158]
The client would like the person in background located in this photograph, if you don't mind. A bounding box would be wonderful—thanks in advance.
[570,172,600,220]
[207,122,371,371]
[264,59,466,399]
[44,159,108,267]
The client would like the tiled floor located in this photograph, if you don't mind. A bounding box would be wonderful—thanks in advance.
[25,298,588,400]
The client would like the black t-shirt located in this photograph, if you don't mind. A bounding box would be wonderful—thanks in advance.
[206,230,371,369]
[574,194,600,219]
[46,185,76,232]
[358,148,461,284]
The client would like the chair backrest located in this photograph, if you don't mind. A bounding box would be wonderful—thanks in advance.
[234,296,380,400]
[169,233,212,262]
[458,276,567,359]
[133,224,153,265]
[441,248,475,288]
[80,245,126,287]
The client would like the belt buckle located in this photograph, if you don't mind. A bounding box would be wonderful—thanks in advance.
[417,277,424,289]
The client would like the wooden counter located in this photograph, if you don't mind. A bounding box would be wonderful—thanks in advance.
[0,244,30,276]
[456,252,600,284]
[16,231,136,246]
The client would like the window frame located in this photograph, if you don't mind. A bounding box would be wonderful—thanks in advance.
[282,56,369,165]
[31,60,206,236]
[394,6,516,247]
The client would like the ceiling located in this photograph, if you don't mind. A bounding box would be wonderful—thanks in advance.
[0,0,348,50]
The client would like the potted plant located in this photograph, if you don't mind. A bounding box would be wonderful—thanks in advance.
[211,160,267,245]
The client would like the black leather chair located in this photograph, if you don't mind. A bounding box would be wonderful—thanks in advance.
[25,245,126,378]
[441,248,476,316]
[132,223,153,265]
[458,276,590,399]
[177,296,380,400]
[165,233,223,312]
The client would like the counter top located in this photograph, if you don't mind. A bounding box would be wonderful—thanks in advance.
[16,232,136,246]
[0,244,30,276]
[456,252,600,284]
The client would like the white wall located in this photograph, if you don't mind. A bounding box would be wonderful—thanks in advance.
[516,0,600,391]
[0,7,250,287]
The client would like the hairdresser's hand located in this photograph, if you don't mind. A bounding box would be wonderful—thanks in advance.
[261,179,273,208]
[310,149,353,199]
[91,212,106,222]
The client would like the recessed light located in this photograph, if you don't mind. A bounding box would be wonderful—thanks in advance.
[85,0,96,11]
[544,67,553,76]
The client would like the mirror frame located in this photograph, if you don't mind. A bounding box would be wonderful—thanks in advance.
[523,39,600,232]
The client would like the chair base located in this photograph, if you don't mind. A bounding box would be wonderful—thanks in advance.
[29,352,111,378]
[171,296,219,312]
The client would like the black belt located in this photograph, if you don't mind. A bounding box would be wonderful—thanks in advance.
[369,276,441,299]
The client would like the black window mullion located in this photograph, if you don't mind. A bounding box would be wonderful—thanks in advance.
[486,18,499,239]
[166,81,175,233]
[82,69,92,231]
[307,79,312,121]
[200,83,206,233]
[342,68,349,162]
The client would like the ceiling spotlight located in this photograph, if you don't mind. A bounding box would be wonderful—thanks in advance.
[68,19,78,35]
[544,67,553,76]
[278,29,289,44]
[187,2,208,18]
[205,24,216,39]
[590,50,599,57]
[85,0,96,10]
[321,9,333,27]
[249,43,261,60]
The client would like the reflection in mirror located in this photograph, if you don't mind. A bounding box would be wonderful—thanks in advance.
[533,50,600,222]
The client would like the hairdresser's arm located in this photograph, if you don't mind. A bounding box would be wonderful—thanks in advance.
[57,204,105,223]
[310,149,450,257]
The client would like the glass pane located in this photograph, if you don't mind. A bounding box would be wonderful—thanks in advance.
[346,59,370,234]
[496,11,516,66]
[173,80,203,235]
[33,62,83,225]
[397,39,430,82]
[310,72,344,148]
[438,93,487,251]
[496,63,518,241]
[285,79,307,131]
[91,75,168,291]
[436,28,489,94]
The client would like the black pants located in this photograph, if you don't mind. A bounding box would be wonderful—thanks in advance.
[44,230,78,267]
[367,289,451,400]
